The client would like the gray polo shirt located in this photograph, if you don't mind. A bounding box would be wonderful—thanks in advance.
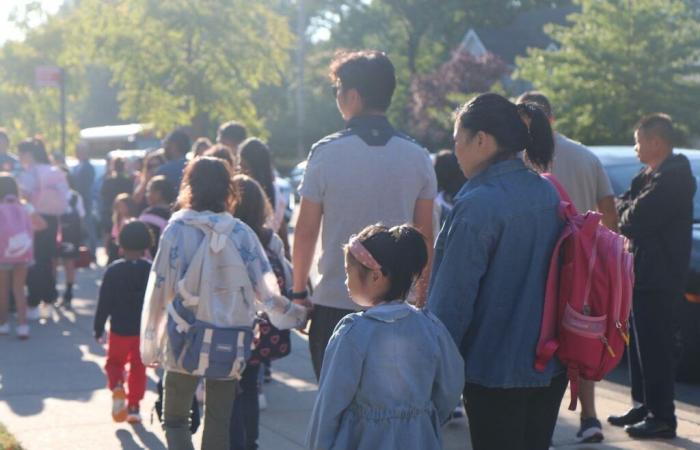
[299,115,437,310]
[552,133,613,212]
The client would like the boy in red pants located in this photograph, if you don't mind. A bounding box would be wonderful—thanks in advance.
[94,220,152,423]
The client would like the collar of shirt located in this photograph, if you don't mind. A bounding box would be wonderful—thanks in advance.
[459,158,528,196]
[362,301,412,323]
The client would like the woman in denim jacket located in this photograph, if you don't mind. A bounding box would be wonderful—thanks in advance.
[429,93,566,450]
[307,224,464,450]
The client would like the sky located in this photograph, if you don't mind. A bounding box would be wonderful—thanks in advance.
[0,0,64,44]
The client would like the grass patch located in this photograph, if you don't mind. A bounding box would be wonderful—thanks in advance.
[0,422,23,450]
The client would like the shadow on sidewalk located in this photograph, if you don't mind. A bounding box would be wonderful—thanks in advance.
[116,424,167,450]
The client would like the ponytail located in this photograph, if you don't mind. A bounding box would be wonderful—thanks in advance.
[516,103,554,173]
[457,93,554,172]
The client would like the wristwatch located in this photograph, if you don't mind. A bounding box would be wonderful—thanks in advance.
[289,290,309,300]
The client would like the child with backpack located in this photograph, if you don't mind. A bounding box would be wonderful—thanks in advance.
[138,175,176,258]
[0,173,46,339]
[229,174,293,450]
[17,138,69,318]
[107,193,135,265]
[94,220,152,424]
[58,167,86,309]
[140,157,309,449]
[306,224,464,450]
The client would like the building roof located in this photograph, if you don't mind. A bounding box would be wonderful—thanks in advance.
[462,5,578,65]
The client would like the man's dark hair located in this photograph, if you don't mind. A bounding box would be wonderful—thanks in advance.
[165,129,191,156]
[636,113,674,147]
[217,121,248,146]
[329,50,396,112]
[516,91,553,119]
[0,128,8,145]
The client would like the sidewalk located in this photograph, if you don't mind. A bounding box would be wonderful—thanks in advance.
[1,267,700,449]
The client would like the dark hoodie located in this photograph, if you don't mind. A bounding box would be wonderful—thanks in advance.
[617,153,697,292]
[94,258,152,338]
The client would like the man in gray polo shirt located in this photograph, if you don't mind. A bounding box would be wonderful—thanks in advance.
[293,50,437,380]
[518,91,618,444]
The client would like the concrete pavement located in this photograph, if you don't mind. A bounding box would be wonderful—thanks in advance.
[1,267,700,449]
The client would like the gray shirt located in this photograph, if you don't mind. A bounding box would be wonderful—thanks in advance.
[299,115,437,310]
[551,133,613,212]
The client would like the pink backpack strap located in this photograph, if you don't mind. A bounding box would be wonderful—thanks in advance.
[542,173,578,217]
[534,226,571,372]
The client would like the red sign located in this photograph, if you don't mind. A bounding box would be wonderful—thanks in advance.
[35,66,62,88]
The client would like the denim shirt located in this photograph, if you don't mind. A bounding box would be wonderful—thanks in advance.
[428,158,564,388]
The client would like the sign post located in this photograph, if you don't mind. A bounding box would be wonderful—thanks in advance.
[35,66,66,155]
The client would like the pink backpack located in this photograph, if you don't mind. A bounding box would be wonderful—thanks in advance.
[535,174,634,410]
[0,196,34,265]
[31,165,69,216]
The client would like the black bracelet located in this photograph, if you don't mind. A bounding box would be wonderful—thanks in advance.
[289,290,309,299]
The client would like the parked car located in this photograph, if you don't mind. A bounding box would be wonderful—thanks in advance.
[590,146,700,382]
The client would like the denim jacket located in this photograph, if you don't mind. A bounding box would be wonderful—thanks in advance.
[428,158,564,388]
[306,302,464,450]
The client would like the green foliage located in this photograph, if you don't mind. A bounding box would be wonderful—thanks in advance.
[516,0,700,145]
[71,0,294,138]
[0,10,85,153]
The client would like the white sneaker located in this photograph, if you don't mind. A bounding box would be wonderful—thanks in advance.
[16,324,29,339]
[258,392,268,411]
[0,323,10,335]
[26,307,40,321]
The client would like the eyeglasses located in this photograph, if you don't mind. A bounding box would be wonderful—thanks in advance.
[332,85,341,97]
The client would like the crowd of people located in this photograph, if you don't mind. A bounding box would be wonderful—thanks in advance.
[0,48,695,450]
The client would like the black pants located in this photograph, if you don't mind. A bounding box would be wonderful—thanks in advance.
[629,289,682,428]
[27,215,58,307]
[230,363,260,450]
[463,373,567,450]
[308,304,354,380]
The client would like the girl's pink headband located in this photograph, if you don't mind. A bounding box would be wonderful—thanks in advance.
[348,237,382,271]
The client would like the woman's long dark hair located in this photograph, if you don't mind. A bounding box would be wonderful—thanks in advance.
[239,138,276,207]
[231,174,273,242]
[456,93,554,172]
[18,138,50,165]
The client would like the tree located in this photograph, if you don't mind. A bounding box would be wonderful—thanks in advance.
[71,0,295,138]
[516,0,700,145]
[409,51,510,150]
[0,4,87,153]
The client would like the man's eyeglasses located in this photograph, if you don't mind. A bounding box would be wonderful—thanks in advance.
[332,85,341,97]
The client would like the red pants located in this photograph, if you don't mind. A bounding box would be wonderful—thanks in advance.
[105,332,146,408]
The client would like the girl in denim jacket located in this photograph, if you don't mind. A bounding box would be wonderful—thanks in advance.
[307,224,464,450]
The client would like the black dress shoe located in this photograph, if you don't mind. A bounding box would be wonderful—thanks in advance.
[608,406,648,427]
[625,418,676,439]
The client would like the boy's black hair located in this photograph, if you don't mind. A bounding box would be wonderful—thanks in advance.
[165,129,192,157]
[329,50,396,112]
[636,113,674,147]
[346,224,427,302]
[217,121,248,146]
[119,220,152,252]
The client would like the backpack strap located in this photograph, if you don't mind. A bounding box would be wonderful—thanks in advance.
[534,225,573,372]
[542,173,578,218]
